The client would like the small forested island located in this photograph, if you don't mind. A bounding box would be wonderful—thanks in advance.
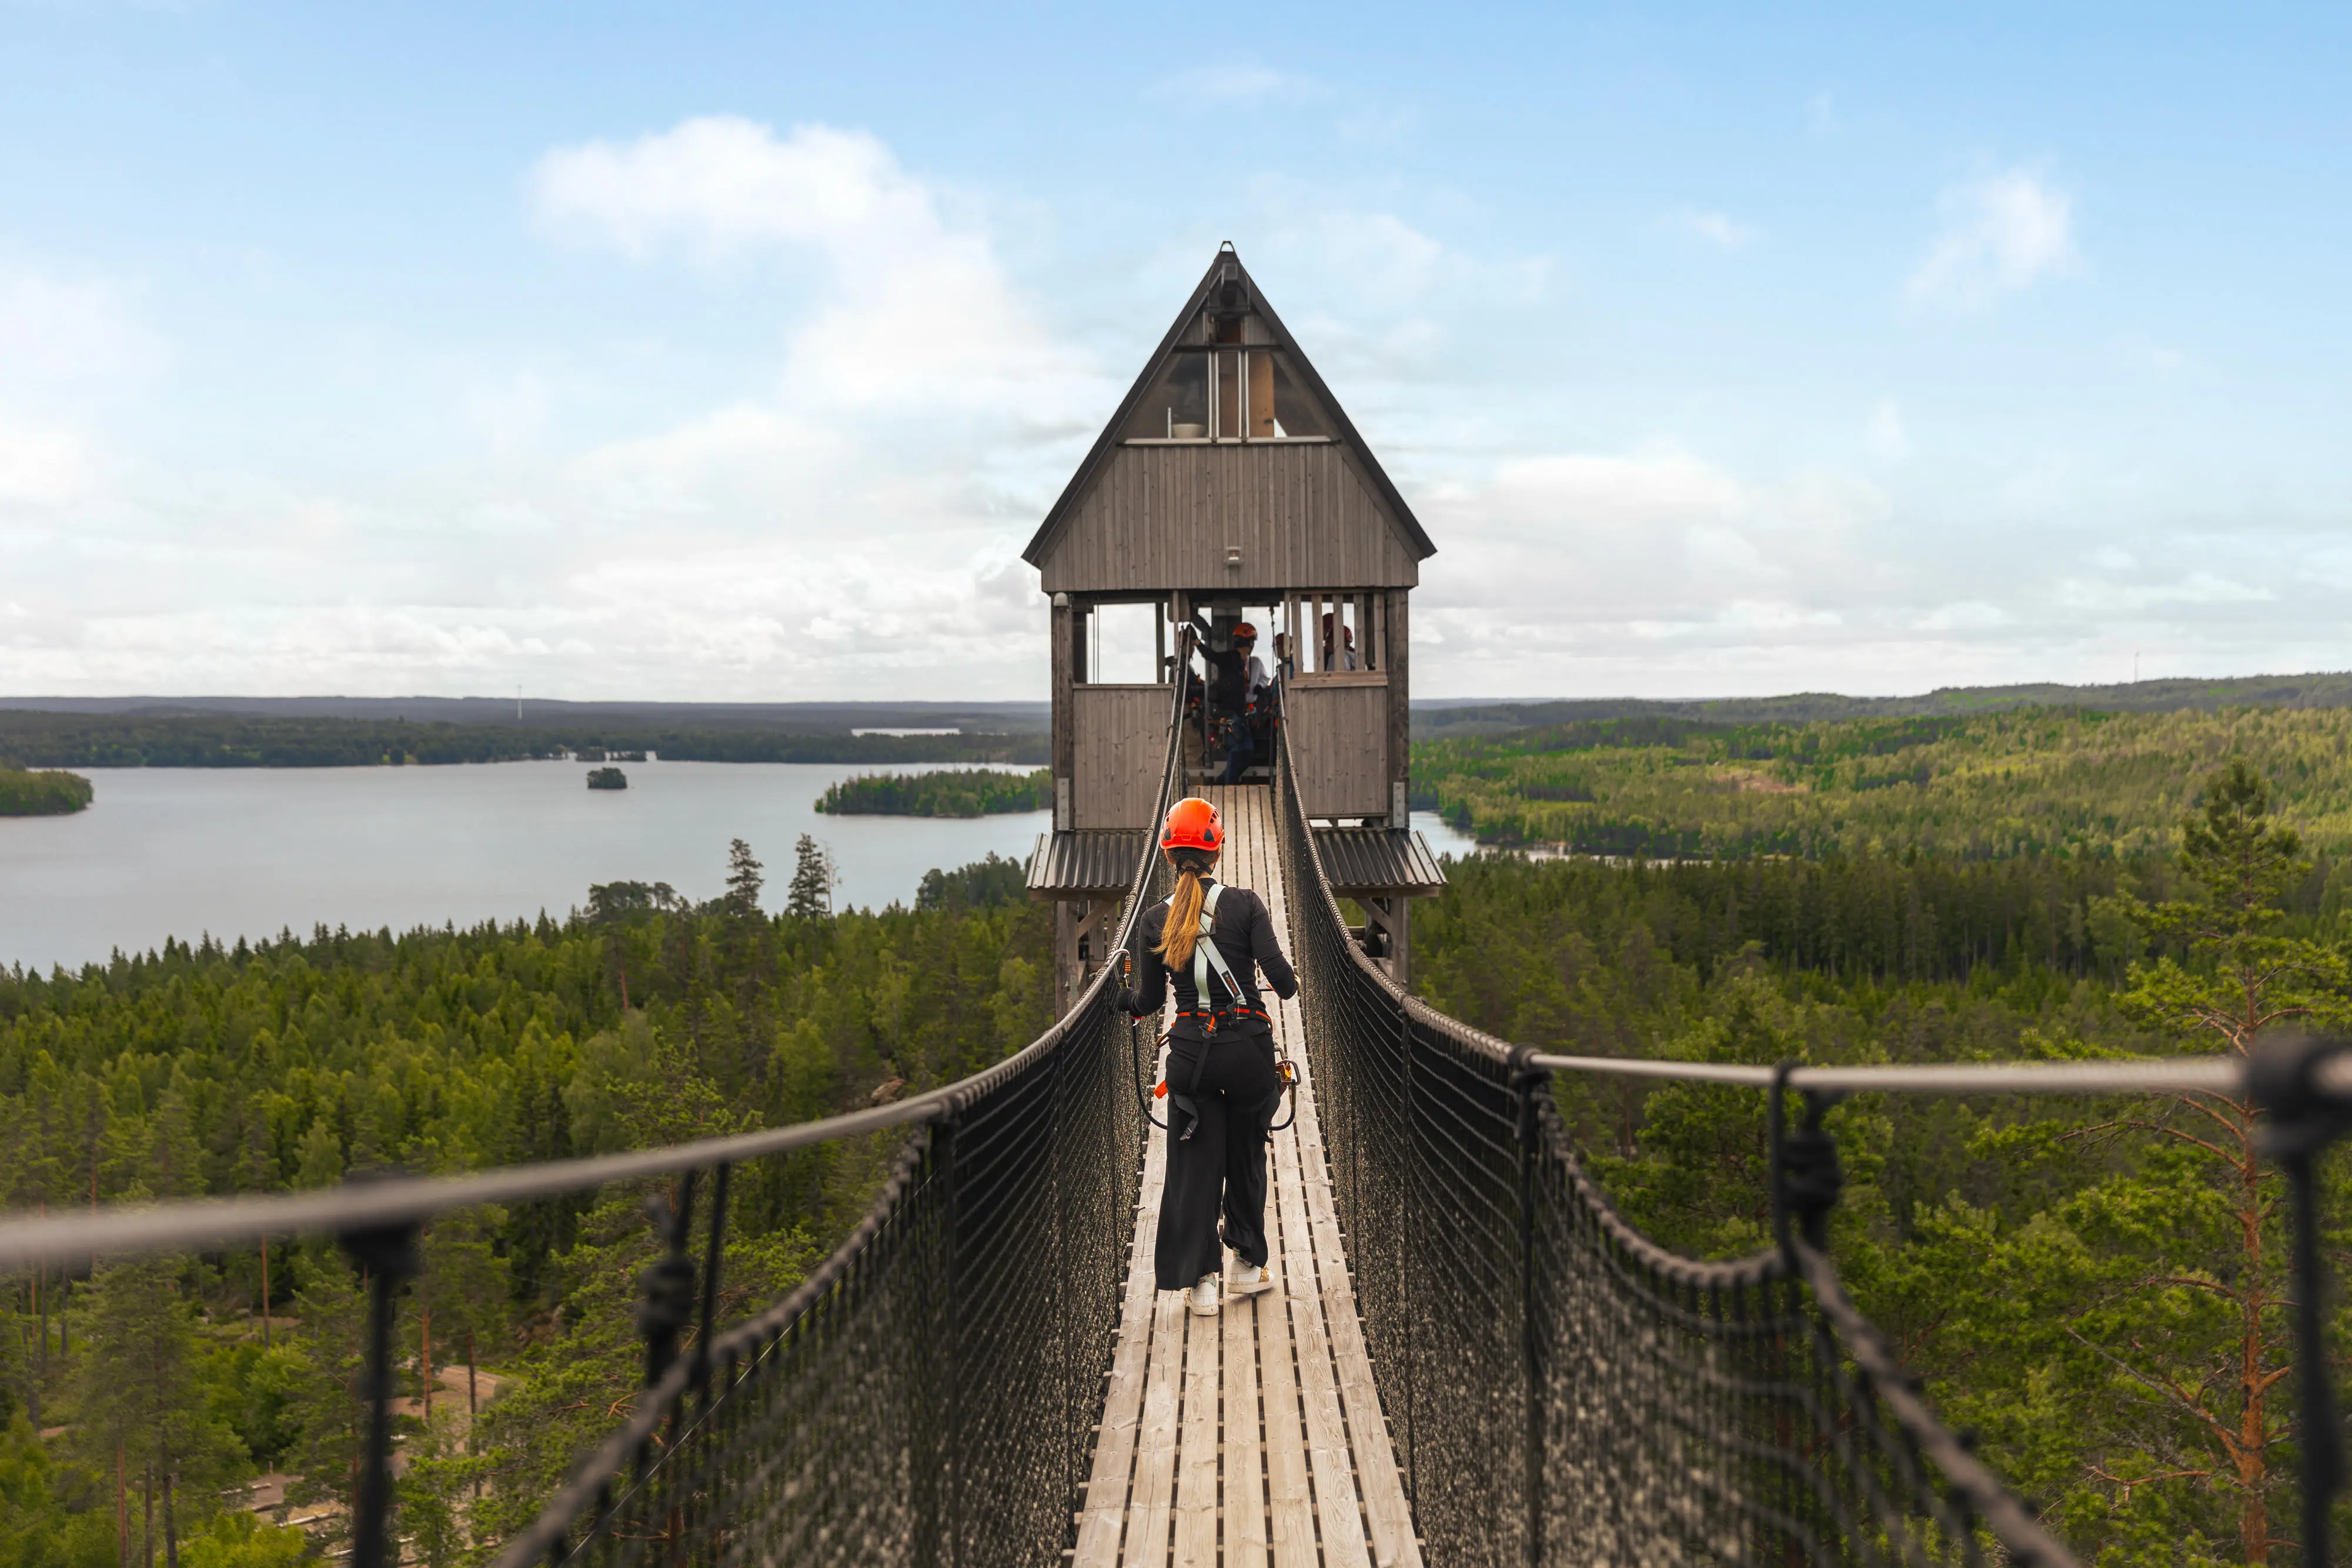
[816,766,1051,817]
[586,765,629,790]
[0,764,93,815]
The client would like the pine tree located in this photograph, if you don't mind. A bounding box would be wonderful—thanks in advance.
[784,835,833,921]
[2086,760,2351,1562]
[724,840,765,921]
[75,1254,242,1567]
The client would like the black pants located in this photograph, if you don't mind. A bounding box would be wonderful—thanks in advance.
[1218,714,1256,784]
[1155,1029,1283,1290]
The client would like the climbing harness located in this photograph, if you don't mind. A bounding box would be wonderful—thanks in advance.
[1120,885,1301,1139]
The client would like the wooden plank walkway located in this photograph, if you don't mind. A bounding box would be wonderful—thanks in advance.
[1074,786,1422,1568]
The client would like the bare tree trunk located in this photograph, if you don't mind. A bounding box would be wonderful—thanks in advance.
[161,1469,177,1568]
[141,1467,152,1568]
[116,1444,127,1568]
[420,1306,432,1424]
[467,1328,480,1499]
[260,1238,272,1351]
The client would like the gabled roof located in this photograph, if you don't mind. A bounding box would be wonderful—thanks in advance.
[1022,245,1437,569]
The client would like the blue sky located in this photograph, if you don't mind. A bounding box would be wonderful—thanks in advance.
[2,3,2347,700]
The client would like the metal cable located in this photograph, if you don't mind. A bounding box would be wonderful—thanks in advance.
[1524,1052,2250,1096]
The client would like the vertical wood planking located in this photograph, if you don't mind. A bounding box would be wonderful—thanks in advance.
[1039,446,1422,593]
[1285,684,1390,817]
[1075,686,1178,828]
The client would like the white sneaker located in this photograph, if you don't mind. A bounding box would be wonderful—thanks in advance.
[1228,1261,1277,1298]
[1188,1274,1220,1316]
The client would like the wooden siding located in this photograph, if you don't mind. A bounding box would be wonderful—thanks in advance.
[1287,681,1390,817]
[1039,443,1421,594]
[1072,684,1174,829]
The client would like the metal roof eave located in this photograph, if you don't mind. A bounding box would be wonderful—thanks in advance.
[1021,247,1438,571]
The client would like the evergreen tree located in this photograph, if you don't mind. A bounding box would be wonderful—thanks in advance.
[2078,760,2352,1562]
[784,835,834,921]
[723,840,764,920]
[75,1255,242,1568]
[279,1263,375,1556]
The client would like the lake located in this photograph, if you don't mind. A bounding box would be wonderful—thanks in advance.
[0,762,1480,973]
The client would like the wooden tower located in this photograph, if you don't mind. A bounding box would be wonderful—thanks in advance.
[1023,243,1446,1012]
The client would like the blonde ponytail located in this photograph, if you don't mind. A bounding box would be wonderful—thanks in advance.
[1157,868,1206,968]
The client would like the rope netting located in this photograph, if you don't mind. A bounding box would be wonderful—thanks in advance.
[1271,731,2070,1568]
[494,702,1180,1568]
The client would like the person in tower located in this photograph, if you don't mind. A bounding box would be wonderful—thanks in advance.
[1209,623,1268,784]
[1319,612,1359,671]
[1118,797,1298,1316]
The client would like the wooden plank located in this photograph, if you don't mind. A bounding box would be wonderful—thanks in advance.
[1172,1303,1221,1566]
[1231,788,1319,1567]
[1263,793,1423,1568]
[1289,1021,1421,1568]
[1120,1263,1187,1566]
[1073,1126,1165,1559]
[1269,1035,1372,1566]
[1224,1262,1269,1568]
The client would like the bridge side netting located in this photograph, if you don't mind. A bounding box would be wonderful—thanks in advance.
[498,700,1180,1568]
[1271,730,2069,1568]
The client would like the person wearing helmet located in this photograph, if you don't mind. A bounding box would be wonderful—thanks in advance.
[1118,795,1299,1316]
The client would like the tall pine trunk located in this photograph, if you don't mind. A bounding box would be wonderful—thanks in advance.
[2235,1105,2269,1564]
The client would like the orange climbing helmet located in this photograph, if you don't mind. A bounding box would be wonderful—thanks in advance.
[1232,621,1258,643]
[1160,796,1223,852]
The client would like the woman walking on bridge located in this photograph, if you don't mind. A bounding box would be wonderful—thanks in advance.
[1120,795,1298,1316]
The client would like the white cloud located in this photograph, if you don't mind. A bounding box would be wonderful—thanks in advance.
[0,269,165,394]
[2054,571,2275,611]
[0,420,93,508]
[463,372,553,452]
[1148,64,1320,102]
[0,266,161,513]
[1905,168,2080,307]
[532,116,1094,413]
[1671,209,1758,249]
[1867,398,1908,459]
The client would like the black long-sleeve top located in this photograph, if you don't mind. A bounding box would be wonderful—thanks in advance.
[1122,884,1299,1041]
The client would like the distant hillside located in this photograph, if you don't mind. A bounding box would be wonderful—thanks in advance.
[0,710,1046,769]
[1411,673,2352,739]
[0,695,1051,734]
[1411,703,2352,860]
